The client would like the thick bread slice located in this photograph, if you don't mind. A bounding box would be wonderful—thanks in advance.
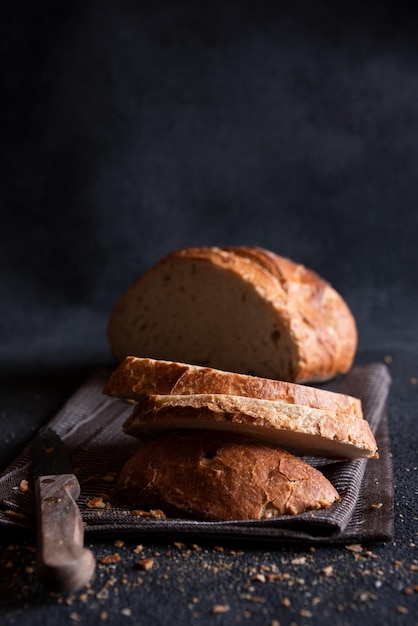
[115,431,340,521]
[104,356,363,418]
[123,393,378,460]
[107,246,357,383]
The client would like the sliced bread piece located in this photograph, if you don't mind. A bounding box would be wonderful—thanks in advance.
[115,430,340,521]
[122,393,378,460]
[104,356,363,418]
[107,246,357,383]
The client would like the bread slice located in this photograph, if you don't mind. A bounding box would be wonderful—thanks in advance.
[104,356,363,418]
[115,431,340,521]
[107,246,357,383]
[123,393,378,460]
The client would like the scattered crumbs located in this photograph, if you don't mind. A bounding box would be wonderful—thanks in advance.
[4,509,27,520]
[371,503,383,510]
[99,554,122,565]
[409,377,417,385]
[383,355,392,364]
[345,544,363,554]
[252,573,266,583]
[136,558,154,570]
[121,608,132,616]
[212,604,230,614]
[96,587,110,600]
[18,479,30,494]
[2,517,418,622]
[266,573,286,582]
[131,509,148,518]
[131,509,166,519]
[87,496,107,509]
[363,551,378,559]
[150,509,166,519]
[249,596,265,604]
[322,566,334,577]
[358,591,377,602]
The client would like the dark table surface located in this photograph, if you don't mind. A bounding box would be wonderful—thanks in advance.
[1,2,417,624]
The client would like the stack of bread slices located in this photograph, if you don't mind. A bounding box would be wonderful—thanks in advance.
[104,247,378,522]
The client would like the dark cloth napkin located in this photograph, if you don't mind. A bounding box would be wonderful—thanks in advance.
[0,363,393,544]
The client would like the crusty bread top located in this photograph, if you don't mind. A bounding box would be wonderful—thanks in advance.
[123,392,378,460]
[104,356,363,418]
[115,430,340,521]
[222,246,357,381]
[107,246,357,383]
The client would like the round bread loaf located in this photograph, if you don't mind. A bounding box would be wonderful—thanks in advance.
[107,247,357,383]
[115,431,340,521]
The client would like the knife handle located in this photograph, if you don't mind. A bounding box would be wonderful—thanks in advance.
[35,473,96,593]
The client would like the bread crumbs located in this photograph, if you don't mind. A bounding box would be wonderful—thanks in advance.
[322,566,334,577]
[18,479,29,493]
[99,554,122,565]
[136,558,154,570]
[212,604,230,614]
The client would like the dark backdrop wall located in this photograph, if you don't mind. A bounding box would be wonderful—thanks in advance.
[2,1,417,373]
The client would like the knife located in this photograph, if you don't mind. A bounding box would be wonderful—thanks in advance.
[33,427,96,593]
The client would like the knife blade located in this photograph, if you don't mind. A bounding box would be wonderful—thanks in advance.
[33,427,96,593]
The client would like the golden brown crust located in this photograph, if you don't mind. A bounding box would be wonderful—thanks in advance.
[107,246,357,383]
[171,246,357,381]
[122,392,378,460]
[115,431,340,521]
[222,246,358,382]
[104,356,363,418]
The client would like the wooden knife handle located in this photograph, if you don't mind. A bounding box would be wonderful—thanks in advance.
[35,473,96,593]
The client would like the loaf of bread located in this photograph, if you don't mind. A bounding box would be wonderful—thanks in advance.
[104,356,363,418]
[107,246,357,383]
[115,431,340,521]
[122,392,378,460]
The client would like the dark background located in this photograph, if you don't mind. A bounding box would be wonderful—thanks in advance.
[1,2,417,624]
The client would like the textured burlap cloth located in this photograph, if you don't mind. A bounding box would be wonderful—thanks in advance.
[0,363,393,544]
